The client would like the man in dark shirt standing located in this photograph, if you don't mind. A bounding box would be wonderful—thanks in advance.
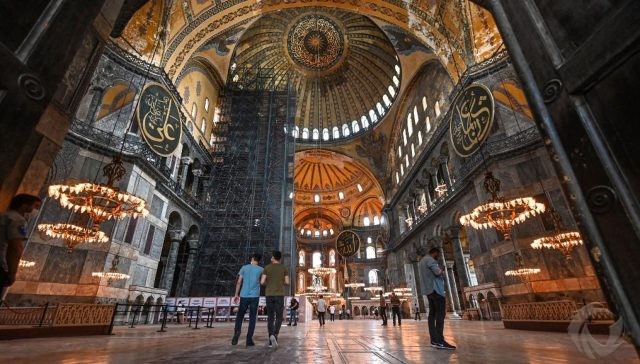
[378,291,388,326]
[261,250,289,349]
[390,291,402,326]
[287,297,299,326]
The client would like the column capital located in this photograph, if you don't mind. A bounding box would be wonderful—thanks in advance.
[169,229,185,241]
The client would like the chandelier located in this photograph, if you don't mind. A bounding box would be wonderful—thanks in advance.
[92,255,130,284]
[405,217,413,227]
[459,172,545,240]
[435,183,448,196]
[393,287,412,293]
[504,252,540,280]
[344,282,365,288]
[38,223,109,253]
[19,259,36,268]
[348,297,361,300]
[363,286,383,293]
[417,203,428,214]
[531,209,583,260]
[308,267,336,275]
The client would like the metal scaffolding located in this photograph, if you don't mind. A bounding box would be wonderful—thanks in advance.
[190,68,296,296]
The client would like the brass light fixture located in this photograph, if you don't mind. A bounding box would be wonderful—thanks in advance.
[92,255,130,284]
[308,267,336,276]
[531,209,583,260]
[504,252,541,279]
[38,223,109,253]
[459,172,545,240]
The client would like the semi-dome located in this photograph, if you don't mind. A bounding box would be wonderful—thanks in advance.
[230,8,401,143]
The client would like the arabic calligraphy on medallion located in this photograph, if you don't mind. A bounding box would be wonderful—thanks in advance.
[336,230,360,258]
[137,83,182,157]
[449,84,495,158]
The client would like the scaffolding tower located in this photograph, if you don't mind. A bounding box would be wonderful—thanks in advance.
[190,69,296,297]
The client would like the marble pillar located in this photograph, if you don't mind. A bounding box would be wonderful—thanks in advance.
[448,227,471,290]
[160,230,184,293]
[179,157,192,190]
[447,262,463,314]
[177,239,199,297]
[441,253,461,319]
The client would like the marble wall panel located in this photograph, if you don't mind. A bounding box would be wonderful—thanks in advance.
[40,246,87,284]
[79,250,108,285]
[16,242,50,281]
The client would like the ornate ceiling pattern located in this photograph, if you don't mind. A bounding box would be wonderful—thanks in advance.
[229,8,400,142]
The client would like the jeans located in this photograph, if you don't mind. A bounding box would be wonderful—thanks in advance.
[266,296,284,338]
[427,293,446,343]
[392,306,402,325]
[414,311,421,320]
[379,306,388,325]
[234,297,259,340]
[318,311,325,325]
[329,313,335,321]
[288,309,298,325]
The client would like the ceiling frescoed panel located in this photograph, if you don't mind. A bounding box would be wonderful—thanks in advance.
[229,8,401,143]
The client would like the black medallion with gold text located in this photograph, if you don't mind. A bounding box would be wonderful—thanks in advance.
[336,230,360,258]
[137,83,182,157]
[449,83,495,158]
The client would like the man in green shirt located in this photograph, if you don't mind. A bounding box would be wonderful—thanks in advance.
[260,250,289,349]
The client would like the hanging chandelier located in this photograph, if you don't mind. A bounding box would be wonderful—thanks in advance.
[92,255,130,284]
[48,157,148,224]
[459,172,545,240]
[38,223,109,253]
[531,209,583,260]
[435,183,448,196]
[19,259,36,268]
[344,282,365,288]
[393,287,412,293]
[308,267,336,275]
[363,286,383,293]
[504,252,540,279]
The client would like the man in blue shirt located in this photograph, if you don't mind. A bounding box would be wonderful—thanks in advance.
[419,247,456,350]
[232,253,264,346]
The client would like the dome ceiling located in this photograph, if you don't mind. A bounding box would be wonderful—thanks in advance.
[230,8,401,143]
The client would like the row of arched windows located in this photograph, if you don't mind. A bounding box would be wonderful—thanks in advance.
[298,250,336,267]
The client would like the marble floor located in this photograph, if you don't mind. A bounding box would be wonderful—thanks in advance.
[0,319,637,363]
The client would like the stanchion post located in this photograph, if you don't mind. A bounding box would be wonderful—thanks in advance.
[38,302,49,328]
[206,307,214,328]
[193,306,201,330]
[188,307,193,327]
[108,303,118,335]
[130,306,139,328]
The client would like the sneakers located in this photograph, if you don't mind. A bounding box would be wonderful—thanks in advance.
[231,332,240,346]
[246,340,255,347]
[432,341,456,350]
[270,335,278,350]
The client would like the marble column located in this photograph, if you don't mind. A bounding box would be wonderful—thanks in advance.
[191,175,200,197]
[179,157,192,190]
[448,227,471,290]
[161,230,184,293]
[177,239,199,297]
[441,252,461,319]
[447,261,463,313]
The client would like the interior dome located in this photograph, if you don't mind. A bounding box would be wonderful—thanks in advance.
[230,8,401,143]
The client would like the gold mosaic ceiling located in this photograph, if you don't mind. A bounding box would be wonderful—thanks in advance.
[229,8,401,142]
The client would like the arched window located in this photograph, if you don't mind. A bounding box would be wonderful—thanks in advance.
[400,164,404,176]
[426,116,431,132]
[418,130,423,145]
[388,86,396,97]
[393,75,400,87]
[312,252,322,268]
[299,251,306,266]
[394,64,400,74]
[204,97,210,112]
[314,194,320,203]
[376,102,384,116]
[363,216,370,226]
[292,126,299,138]
[357,184,363,192]
[407,114,413,136]
[342,124,350,136]
[191,103,197,119]
[338,191,345,200]
[395,172,400,184]
[435,101,441,117]
[352,120,360,133]
[403,129,407,146]
[201,118,206,133]
[405,155,410,167]
[373,216,380,225]
[329,250,336,266]
[366,246,376,259]
[411,143,416,158]
[333,126,340,139]
[397,146,402,158]
[413,106,419,125]
[383,95,391,107]
[368,269,378,284]
[302,128,309,139]
[422,96,428,111]
[322,230,328,237]
[369,109,378,122]
[314,230,320,238]
[312,128,319,140]
[322,128,330,141]
[367,237,372,244]
[361,115,369,129]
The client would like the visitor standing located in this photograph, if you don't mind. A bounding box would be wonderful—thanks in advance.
[231,253,264,346]
[0,194,41,303]
[329,305,335,321]
[346,308,351,319]
[176,303,186,324]
[390,292,402,326]
[261,250,289,349]
[316,295,326,326]
[379,291,388,326]
[419,247,456,350]
[414,302,421,321]
[287,297,299,326]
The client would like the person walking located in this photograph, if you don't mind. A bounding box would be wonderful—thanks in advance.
[390,292,402,326]
[378,291,388,326]
[231,253,264,346]
[0,194,41,303]
[261,250,289,349]
[329,305,335,321]
[414,302,421,321]
[420,247,456,350]
[287,297,299,326]
[316,295,326,326]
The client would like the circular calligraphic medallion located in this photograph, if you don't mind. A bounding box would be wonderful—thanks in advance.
[449,83,495,158]
[336,230,360,257]
[137,83,182,157]
[287,14,345,72]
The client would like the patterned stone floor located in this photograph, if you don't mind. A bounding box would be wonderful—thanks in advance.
[0,319,638,363]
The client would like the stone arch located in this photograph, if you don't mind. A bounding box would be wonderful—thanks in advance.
[450,211,463,227]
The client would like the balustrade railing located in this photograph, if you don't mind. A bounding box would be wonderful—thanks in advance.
[501,300,614,322]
